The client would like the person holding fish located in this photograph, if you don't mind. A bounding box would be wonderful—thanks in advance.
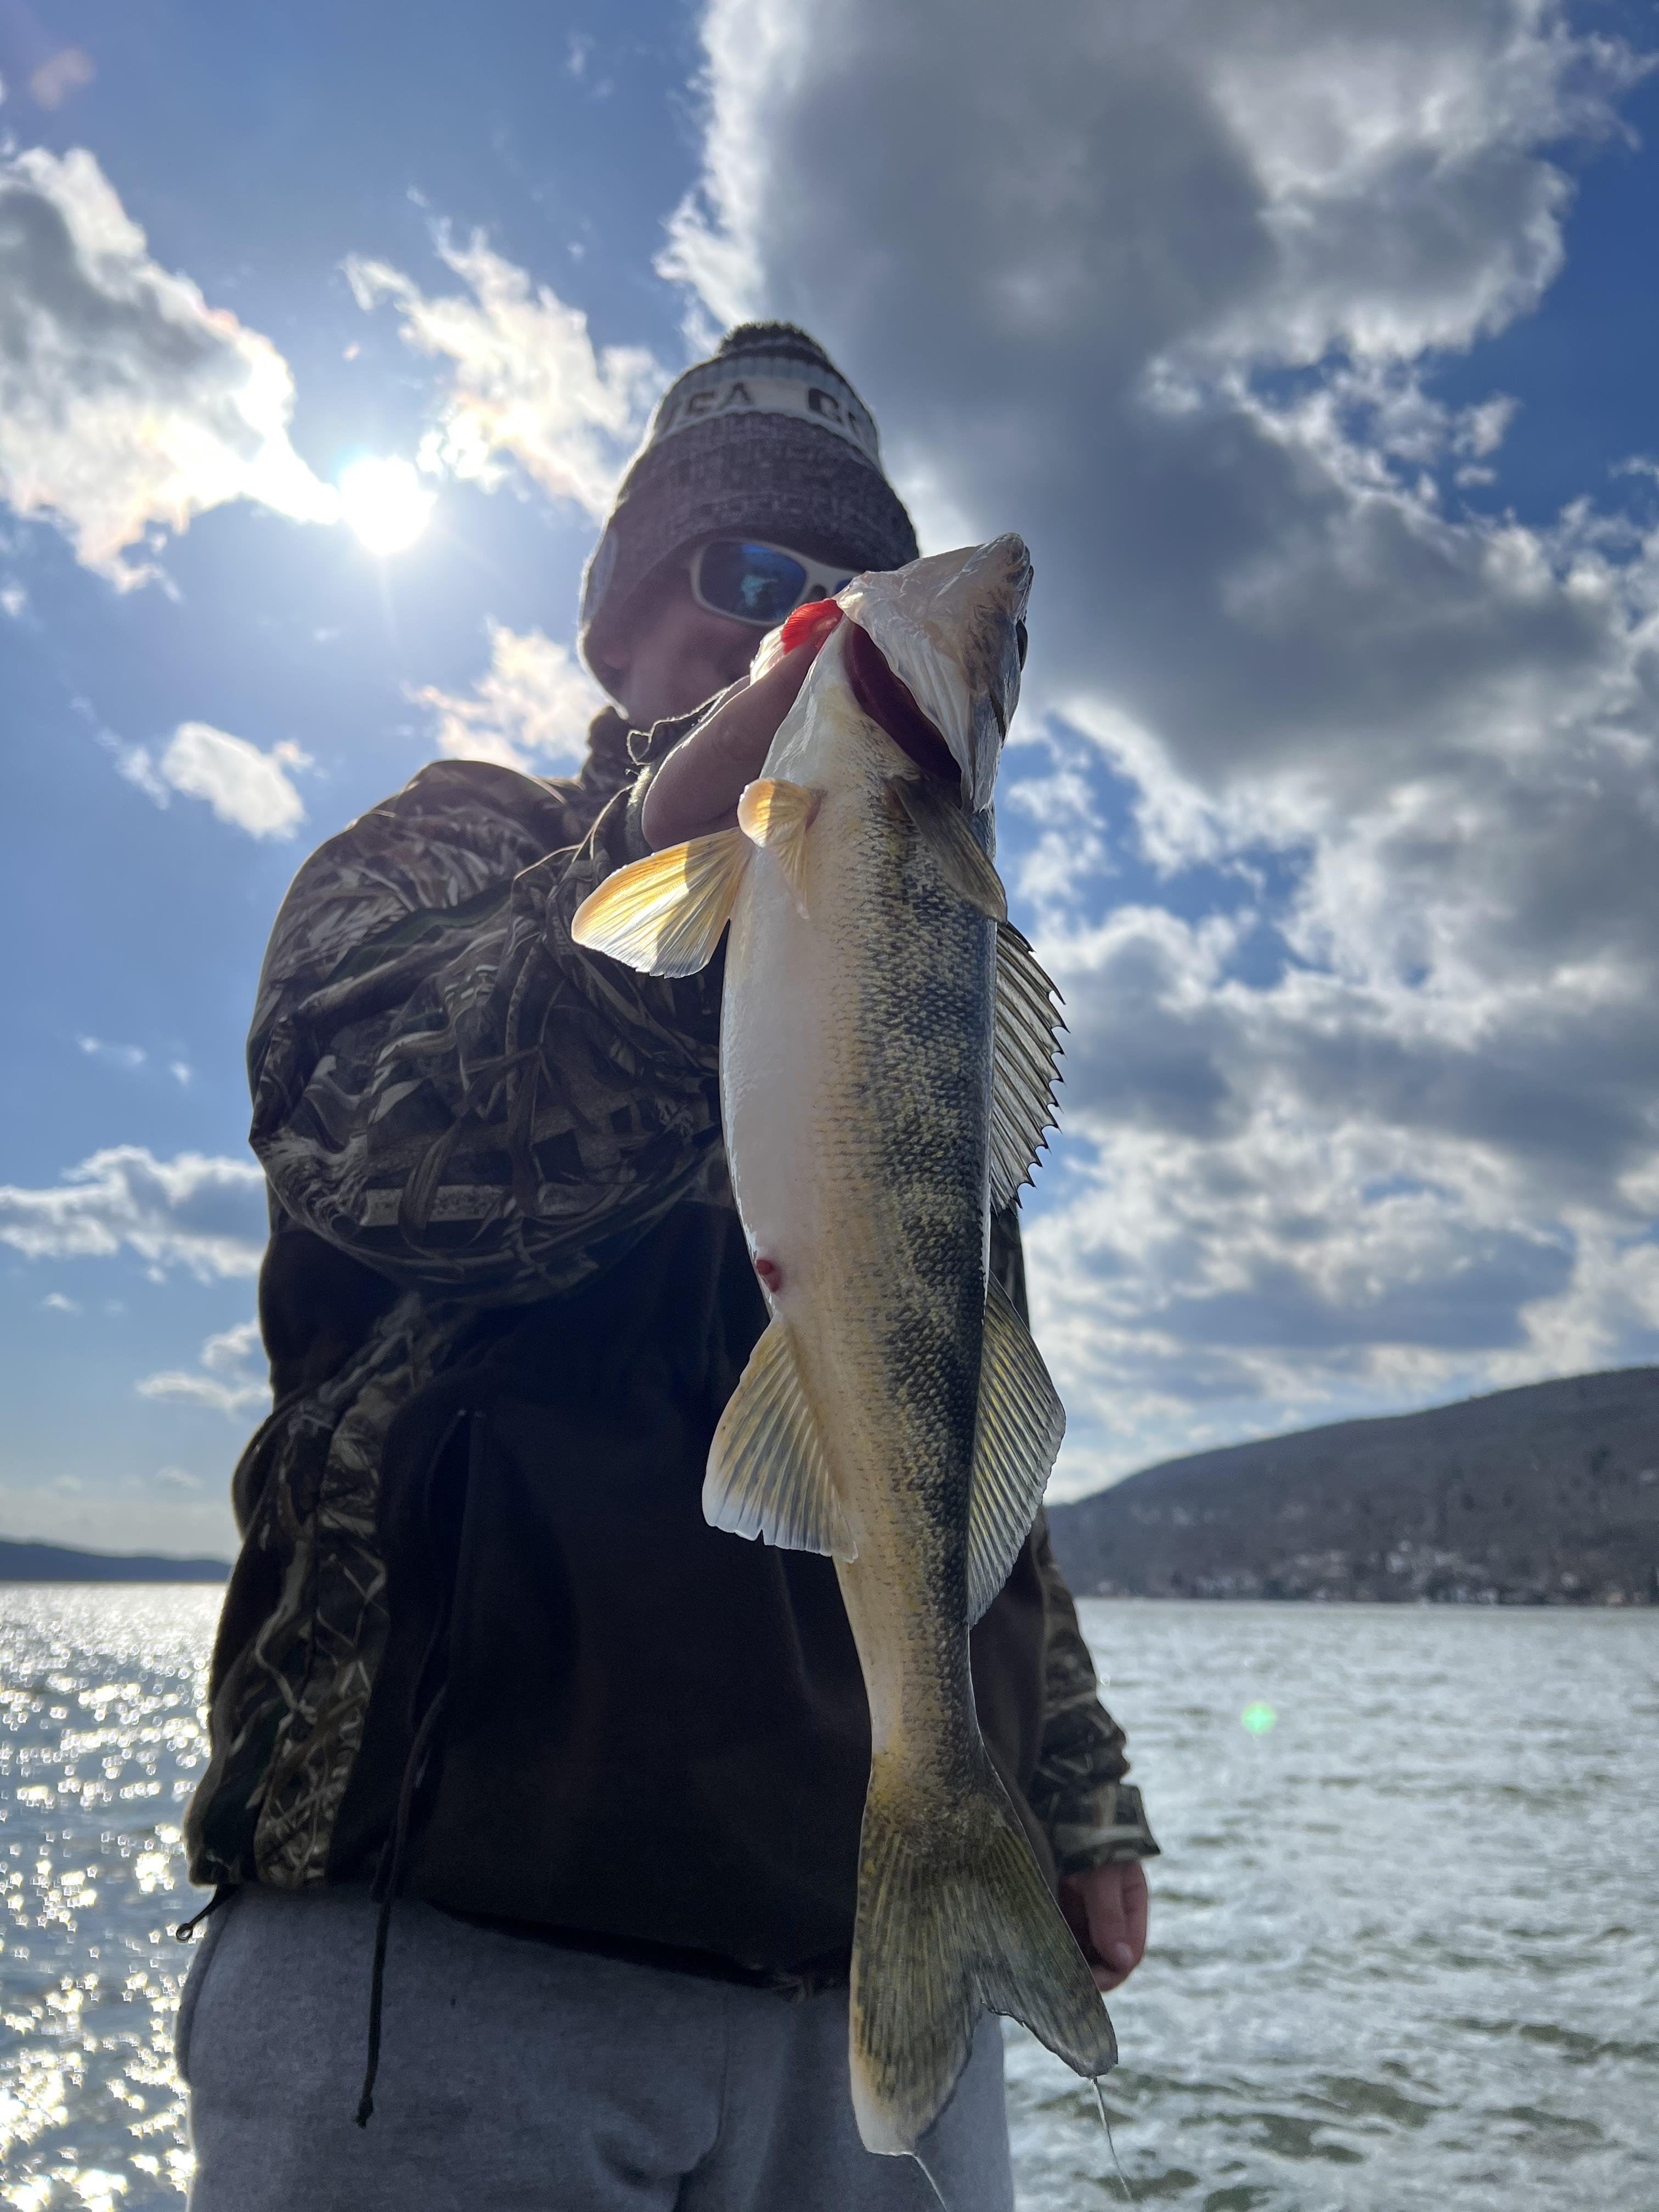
[177,323,1157,2210]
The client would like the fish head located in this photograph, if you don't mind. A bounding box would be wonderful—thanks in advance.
[838,534,1032,812]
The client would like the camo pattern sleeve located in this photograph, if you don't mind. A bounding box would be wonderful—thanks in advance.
[249,711,726,1300]
[1025,1513,1160,1874]
[989,1205,1160,1875]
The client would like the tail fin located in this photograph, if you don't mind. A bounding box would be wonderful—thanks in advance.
[849,1756,1118,2157]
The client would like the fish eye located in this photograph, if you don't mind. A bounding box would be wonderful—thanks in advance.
[1015,620,1028,669]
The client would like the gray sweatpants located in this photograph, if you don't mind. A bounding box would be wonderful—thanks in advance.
[178,1887,1013,2211]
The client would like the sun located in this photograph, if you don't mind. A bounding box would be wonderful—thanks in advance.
[337,456,433,556]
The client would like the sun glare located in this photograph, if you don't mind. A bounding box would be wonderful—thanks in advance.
[337,456,433,556]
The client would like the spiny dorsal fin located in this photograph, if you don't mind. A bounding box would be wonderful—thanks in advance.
[704,1314,856,1561]
[991,921,1063,1210]
[888,776,1007,921]
[571,828,748,978]
[966,1277,1065,1624]
[737,777,821,897]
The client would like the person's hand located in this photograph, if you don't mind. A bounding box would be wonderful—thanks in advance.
[1058,1859,1149,1993]
[641,623,834,850]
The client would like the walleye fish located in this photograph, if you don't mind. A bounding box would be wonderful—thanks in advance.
[572,536,1116,2157]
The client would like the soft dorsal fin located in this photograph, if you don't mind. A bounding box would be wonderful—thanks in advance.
[966,1277,1066,1623]
[571,828,749,978]
[737,777,821,897]
[887,776,1007,921]
[704,1315,856,1561]
[991,922,1063,1210]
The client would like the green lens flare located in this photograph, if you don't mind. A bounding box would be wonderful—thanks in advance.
[1241,1702,1277,1735]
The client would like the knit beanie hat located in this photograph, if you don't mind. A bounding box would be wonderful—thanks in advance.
[579,322,919,692]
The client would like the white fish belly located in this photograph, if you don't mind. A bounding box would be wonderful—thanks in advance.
[721,828,867,1337]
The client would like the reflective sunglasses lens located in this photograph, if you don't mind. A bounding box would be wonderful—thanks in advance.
[698,540,811,624]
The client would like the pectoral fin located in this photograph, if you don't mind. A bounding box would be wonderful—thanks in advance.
[966,1277,1066,1623]
[704,1316,856,1560]
[888,776,1008,921]
[571,829,748,977]
[737,777,821,897]
[991,921,1063,1210]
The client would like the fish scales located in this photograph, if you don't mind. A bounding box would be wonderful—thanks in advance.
[725,729,994,1761]
[572,535,1115,2163]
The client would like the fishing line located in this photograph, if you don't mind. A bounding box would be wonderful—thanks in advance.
[913,2147,951,2210]
[1092,2075,1135,2205]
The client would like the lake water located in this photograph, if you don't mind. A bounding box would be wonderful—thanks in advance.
[1,1590,1654,2210]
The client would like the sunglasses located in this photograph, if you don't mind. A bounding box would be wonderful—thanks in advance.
[688,538,857,629]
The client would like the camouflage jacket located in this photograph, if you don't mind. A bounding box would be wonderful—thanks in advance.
[186,708,1155,1895]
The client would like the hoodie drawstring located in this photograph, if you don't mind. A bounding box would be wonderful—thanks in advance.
[354,1681,448,2126]
[173,1882,235,1943]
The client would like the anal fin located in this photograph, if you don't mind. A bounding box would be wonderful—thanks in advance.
[966,1277,1065,1623]
[571,829,748,978]
[704,1316,855,1560]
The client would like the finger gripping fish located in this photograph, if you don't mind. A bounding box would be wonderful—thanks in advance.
[573,535,1115,2157]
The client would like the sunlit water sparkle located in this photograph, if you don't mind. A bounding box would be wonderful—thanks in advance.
[1007,1600,1659,2211]
[1,1590,1653,2209]
[0,1589,217,2210]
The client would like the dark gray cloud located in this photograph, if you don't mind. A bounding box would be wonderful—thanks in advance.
[671,0,1659,1483]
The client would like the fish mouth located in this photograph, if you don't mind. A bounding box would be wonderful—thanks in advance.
[839,534,1033,811]
[842,622,958,780]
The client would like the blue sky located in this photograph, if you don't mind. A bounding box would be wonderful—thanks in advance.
[3,0,1659,1554]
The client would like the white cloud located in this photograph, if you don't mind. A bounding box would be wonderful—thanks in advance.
[345,231,664,516]
[29,49,94,111]
[413,622,605,771]
[0,145,338,585]
[669,0,1659,1483]
[138,1318,268,1422]
[109,733,169,805]
[78,1035,146,1071]
[139,1370,255,1413]
[0,1147,267,1279]
[156,721,309,838]
[201,1318,262,1369]
[41,1292,81,1314]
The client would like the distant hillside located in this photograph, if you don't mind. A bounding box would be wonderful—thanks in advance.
[1047,1366,1659,1605]
[0,1538,230,1584]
